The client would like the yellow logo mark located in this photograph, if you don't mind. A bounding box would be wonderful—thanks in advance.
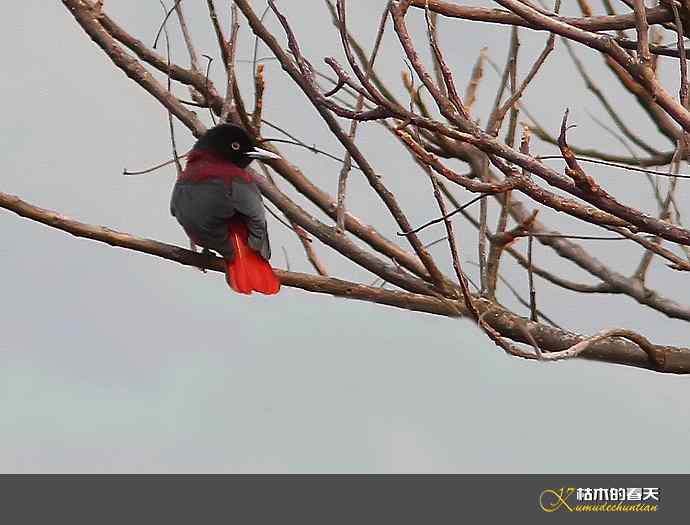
[539,487,575,513]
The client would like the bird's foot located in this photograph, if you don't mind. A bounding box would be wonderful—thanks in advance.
[188,238,207,273]
[197,248,216,273]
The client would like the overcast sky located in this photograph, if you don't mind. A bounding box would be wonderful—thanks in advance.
[1,0,689,473]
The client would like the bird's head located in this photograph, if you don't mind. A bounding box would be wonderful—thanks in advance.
[193,123,280,168]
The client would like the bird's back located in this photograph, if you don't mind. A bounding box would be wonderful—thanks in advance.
[170,150,249,259]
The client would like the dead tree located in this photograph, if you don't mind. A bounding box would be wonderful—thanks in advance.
[3,0,690,373]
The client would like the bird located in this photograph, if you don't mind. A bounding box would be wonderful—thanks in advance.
[170,123,281,295]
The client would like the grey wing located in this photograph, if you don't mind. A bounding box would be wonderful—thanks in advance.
[170,181,237,260]
[230,179,271,260]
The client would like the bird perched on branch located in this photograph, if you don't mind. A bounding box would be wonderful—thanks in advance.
[170,123,281,295]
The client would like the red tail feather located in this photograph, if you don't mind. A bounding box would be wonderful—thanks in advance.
[225,219,280,295]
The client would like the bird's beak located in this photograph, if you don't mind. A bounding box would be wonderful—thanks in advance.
[246,147,281,161]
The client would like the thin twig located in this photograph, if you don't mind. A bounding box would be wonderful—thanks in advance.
[202,54,217,125]
[528,230,538,322]
[253,64,265,132]
[632,0,652,65]
[152,0,183,49]
[537,155,690,179]
[175,1,200,73]
[399,194,486,236]
[159,1,182,176]
[123,152,189,176]
[334,1,390,233]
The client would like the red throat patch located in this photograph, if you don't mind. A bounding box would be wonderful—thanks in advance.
[179,149,253,185]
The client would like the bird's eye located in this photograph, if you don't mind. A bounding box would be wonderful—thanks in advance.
[231,142,241,151]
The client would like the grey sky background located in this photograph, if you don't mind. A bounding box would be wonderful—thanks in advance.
[1,0,689,473]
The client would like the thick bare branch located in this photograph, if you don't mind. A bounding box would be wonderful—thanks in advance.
[4,190,688,373]
[411,1,673,32]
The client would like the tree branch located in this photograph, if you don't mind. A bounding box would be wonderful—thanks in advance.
[4,189,690,373]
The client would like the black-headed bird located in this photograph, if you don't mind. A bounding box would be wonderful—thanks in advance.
[170,123,281,295]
